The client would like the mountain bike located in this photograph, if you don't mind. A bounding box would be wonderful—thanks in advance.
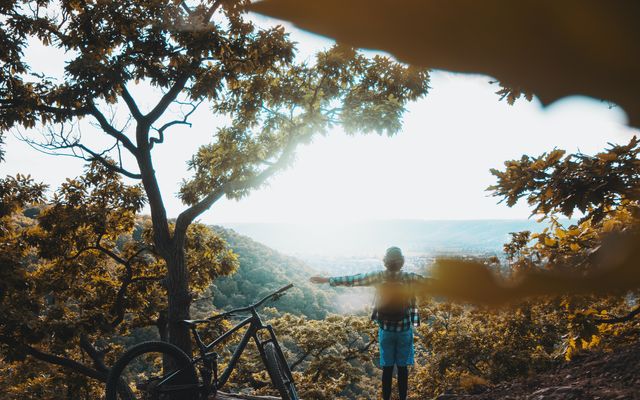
[105,284,299,400]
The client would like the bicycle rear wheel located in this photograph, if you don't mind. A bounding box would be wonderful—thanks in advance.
[263,342,298,400]
[105,341,199,400]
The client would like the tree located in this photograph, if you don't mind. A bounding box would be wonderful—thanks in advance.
[489,137,640,355]
[1,0,429,354]
[0,164,238,398]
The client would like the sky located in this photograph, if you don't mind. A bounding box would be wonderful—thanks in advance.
[2,15,638,224]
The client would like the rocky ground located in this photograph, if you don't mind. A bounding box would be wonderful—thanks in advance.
[438,339,640,400]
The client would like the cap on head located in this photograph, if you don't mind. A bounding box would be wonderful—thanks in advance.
[383,246,404,271]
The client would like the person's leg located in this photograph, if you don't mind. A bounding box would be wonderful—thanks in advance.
[397,366,408,400]
[379,328,398,400]
[395,328,414,400]
[382,366,394,400]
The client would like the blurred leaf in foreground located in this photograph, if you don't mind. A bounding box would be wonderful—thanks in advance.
[250,0,640,126]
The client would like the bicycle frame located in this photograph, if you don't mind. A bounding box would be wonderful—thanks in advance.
[189,306,286,392]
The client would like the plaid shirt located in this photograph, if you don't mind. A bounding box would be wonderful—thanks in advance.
[329,270,423,332]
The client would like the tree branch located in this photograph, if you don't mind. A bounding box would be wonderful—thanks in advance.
[92,234,128,266]
[77,143,142,179]
[16,127,142,179]
[344,339,376,362]
[79,334,109,374]
[149,100,202,149]
[199,0,224,23]
[145,74,192,125]
[89,105,138,156]
[20,343,107,382]
[174,131,304,241]
[131,276,164,283]
[289,348,314,371]
[110,247,155,327]
[180,1,192,14]
[120,85,143,121]
[175,186,227,243]
[36,104,91,118]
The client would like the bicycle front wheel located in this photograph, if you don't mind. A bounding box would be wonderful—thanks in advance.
[105,341,199,400]
[263,342,298,400]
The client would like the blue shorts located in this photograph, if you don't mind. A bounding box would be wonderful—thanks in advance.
[378,327,414,367]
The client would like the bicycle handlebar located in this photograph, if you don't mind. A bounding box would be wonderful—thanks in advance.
[207,284,294,321]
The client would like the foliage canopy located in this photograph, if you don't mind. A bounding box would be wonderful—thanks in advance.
[0,0,429,357]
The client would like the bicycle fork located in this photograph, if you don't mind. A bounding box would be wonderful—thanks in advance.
[255,325,295,385]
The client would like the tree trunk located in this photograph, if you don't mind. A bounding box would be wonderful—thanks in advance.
[165,245,192,356]
[157,309,169,342]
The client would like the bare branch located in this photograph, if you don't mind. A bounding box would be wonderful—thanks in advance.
[89,104,138,156]
[16,124,140,179]
[79,145,142,179]
[150,100,202,149]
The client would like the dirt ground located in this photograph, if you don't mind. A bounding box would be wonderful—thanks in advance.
[449,340,640,400]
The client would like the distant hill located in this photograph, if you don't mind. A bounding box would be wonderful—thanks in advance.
[210,226,336,319]
[223,219,571,257]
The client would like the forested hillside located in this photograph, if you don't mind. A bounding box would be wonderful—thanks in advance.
[209,226,337,319]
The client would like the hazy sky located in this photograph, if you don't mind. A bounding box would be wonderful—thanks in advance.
[2,15,637,224]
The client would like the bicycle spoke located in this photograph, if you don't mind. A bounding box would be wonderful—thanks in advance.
[111,347,198,400]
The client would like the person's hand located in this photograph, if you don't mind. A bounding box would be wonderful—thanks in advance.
[310,276,330,284]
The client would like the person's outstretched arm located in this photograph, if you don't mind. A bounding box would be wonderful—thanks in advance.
[309,271,383,287]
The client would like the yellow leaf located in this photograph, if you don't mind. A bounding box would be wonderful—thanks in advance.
[569,243,580,251]
[544,237,557,246]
